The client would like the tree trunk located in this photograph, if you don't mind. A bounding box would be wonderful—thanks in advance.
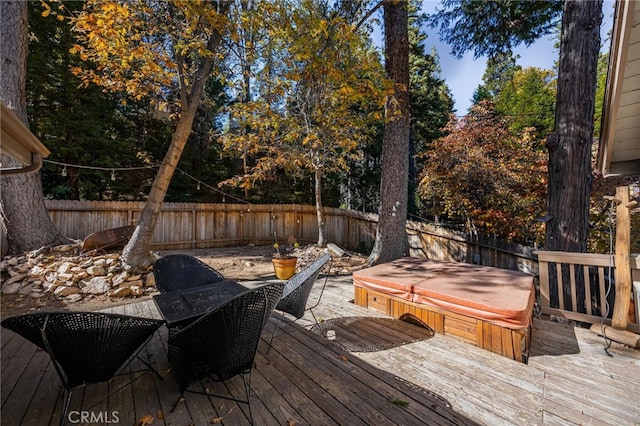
[545,0,602,310]
[315,167,325,247]
[121,23,228,271]
[0,1,65,254]
[121,107,200,271]
[368,0,410,265]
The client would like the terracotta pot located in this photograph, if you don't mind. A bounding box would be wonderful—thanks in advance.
[272,256,297,280]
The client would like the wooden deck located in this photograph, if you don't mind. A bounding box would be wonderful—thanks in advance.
[2,276,639,425]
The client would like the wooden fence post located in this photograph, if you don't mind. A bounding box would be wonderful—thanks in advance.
[612,185,635,329]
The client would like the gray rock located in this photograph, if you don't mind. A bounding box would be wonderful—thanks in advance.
[145,273,156,287]
[3,273,27,287]
[57,262,74,274]
[2,282,23,294]
[87,265,107,276]
[111,271,128,287]
[18,284,34,295]
[110,287,132,298]
[64,294,83,303]
[54,285,81,297]
[81,277,111,294]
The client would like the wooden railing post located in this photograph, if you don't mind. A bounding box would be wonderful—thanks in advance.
[612,186,635,329]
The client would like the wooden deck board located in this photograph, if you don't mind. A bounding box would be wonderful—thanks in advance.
[251,355,320,426]
[367,339,542,424]
[256,343,352,425]
[278,324,455,425]
[1,275,639,425]
[284,322,474,426]
[2,343,51,423]
[266,333,389,425]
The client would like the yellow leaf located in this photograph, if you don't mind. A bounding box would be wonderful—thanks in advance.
[135,415,154,426]
[41,9,51,17]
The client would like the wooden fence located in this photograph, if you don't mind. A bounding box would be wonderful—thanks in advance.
[44,201,639,328]
[406,221,537,274]
[45,200,378,251]
[45,200,533,271]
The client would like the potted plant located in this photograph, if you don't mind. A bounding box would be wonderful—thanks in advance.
[272,233,299,280]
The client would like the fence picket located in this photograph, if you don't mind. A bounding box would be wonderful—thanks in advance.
[38,200,639,331]
[44,200,534,272]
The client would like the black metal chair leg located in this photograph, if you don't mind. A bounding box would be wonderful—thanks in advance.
[170,392,185,413]
[60,390,72,426]
[244,372,254,425]
[266,316,282,353]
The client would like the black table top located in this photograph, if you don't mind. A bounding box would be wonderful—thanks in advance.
[153,280,249,328]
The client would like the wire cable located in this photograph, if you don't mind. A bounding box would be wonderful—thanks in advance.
[174,167,250,204]
[43,159,159,171]
[42,159,251,205]
[601,197,615,357]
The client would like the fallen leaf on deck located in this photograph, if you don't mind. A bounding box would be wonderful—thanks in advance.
[210,417,223,424]
[136,414,154,425]
[339,355,348,362]
[391,399,410,408]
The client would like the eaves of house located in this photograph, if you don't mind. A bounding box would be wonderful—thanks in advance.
[598,0,640,177]
[1,102,50,175]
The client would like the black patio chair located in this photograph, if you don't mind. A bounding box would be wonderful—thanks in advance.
[153,253,225,293]
[1,311,163,426]
[168,281,284,424]
[266,252,332,351]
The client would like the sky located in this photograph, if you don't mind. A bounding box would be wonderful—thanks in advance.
[416,0,617,113]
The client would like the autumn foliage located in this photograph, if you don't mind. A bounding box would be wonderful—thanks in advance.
[66,0,232,270]
[220,1,384,189]
[418,101,547,244]
[69,0,228,106]
[218,0,385,246]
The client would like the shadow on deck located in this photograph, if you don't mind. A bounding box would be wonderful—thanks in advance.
[0,296,475,426]
[2,275,639,425]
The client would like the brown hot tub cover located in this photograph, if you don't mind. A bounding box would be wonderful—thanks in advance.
[353,258,534,329]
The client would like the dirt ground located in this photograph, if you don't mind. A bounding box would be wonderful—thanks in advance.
[0,244,369,319]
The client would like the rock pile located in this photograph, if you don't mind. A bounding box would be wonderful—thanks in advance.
[0,243,157,304]
[291,245,368,275]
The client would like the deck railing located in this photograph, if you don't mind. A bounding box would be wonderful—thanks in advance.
[535,250,640,332]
